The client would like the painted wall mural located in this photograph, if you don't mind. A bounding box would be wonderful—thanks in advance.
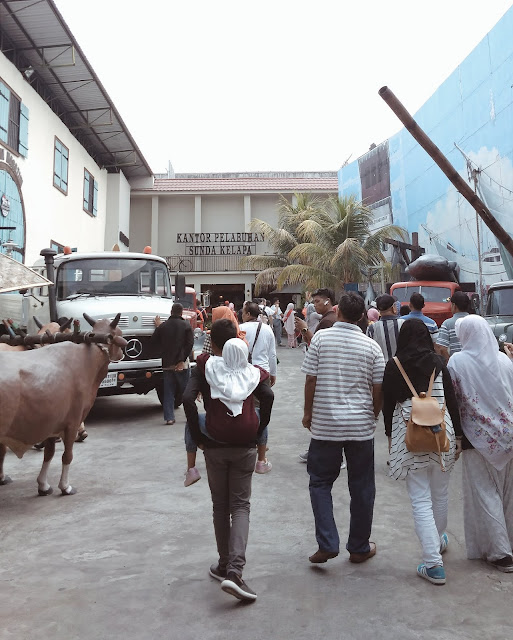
[339,6,513,291]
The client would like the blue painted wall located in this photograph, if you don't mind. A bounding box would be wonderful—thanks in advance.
[339,6,513,288]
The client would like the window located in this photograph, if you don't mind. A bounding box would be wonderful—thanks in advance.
[0,79,29,157]
[50,240,65,254]
[53,138,69,194]
[83,169,98,216]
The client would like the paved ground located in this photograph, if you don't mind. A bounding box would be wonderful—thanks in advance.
[1,346,511,640]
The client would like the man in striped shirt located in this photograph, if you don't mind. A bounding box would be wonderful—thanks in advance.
[366,293,404,361]
[436,291,470,361]
[301,292,385,565]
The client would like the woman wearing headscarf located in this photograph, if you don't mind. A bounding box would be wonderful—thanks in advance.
[202,305,246,355]
[283,302,297,348]
[382,319,462,585]
[448,315,513,573]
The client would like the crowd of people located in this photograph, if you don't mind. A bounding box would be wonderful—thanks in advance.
[151,288,513,602]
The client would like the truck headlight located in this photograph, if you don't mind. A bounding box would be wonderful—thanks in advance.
[499,333,507,342]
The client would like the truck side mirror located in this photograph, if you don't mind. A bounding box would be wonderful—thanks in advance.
[470,293,480,314]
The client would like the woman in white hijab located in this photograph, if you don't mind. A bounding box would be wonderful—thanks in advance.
[448,314,513,573]
[283,302,297,348]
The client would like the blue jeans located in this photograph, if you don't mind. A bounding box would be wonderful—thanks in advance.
[307,438,375,554]
[184,409,265,453]
[162,369,190,422]
[272,319,282,345]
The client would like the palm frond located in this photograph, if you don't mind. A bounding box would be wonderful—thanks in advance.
[254,267,285,295]
[277,264,339,292]
[330,238,369,283]
[249,218,298,255]
[287,243,329,268]
[240,255,289,270]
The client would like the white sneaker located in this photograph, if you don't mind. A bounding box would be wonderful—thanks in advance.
[298,451,309,463]
[255,459,272,474]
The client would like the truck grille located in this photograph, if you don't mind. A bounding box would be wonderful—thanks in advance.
[122,335,160,361]
[142,315,169,327]
[109,315,129,329]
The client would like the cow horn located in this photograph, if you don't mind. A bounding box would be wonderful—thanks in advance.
[33,316,44,329]
[110,313,121,329]
[83,313,96,327]
[59,317,73,331]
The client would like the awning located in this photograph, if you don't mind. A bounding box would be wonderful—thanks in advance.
[0,253,52,293]
[269,284,303,295]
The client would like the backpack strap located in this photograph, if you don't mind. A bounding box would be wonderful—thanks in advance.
[249,321,263,361]
[392,357,419,398]
[426,368,436,397]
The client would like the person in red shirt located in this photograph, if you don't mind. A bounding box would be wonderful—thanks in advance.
[183,318,274,602]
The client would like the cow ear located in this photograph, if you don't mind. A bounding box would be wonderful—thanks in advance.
[110,313,121,329]
[83,313,96,327]
[33,316,43,329]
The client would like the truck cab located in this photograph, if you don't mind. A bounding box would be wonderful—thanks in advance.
[483,280,513,345]
[390,281,461,327]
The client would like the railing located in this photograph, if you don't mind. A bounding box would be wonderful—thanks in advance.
[164,255,271,273]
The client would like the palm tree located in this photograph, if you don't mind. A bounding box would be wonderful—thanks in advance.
[244,194,408,293]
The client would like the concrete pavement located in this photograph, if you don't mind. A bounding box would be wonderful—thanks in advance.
[0,346,511,640]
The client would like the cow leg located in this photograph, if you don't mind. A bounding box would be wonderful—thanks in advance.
[0,444,13,485]
[58,430,77,496]
[37,438,56,496]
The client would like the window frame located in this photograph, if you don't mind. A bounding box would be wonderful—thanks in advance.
[53,137,69,196]
[0,77,21,157]
[83,168,98,217]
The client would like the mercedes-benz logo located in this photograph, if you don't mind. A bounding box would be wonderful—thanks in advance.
[125,338,143,359]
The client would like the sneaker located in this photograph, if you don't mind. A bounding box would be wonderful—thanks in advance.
[209,563,227,581]
[487,555,513,573]
[255,459,272,474]
[184,467,201,487]
[417,563,446,585]
[221,572,257,601]
[439,532,449,554]
[298,451,309,463]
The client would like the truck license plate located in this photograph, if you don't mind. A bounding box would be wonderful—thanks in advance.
[99,372,118,388]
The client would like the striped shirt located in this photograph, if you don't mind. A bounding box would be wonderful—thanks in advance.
[437,312,469,355]
[366,316,404,361]
[401,310,439,342]
[301,322,385,441]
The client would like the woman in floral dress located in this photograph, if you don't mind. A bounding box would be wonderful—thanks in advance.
[448,315,513,573]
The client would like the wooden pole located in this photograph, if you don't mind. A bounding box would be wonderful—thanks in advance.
[378,86,513,261]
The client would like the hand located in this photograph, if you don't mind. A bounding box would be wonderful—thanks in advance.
[154,315,162,327]
[455,438,463,461]
[295,317,307,332]
[302,414,312,430]
[198,443,204,451]
[504,343,513,360]
[270,375,276,387]
[175,361,185,371]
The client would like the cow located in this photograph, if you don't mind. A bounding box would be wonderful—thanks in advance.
[0,313,126,496]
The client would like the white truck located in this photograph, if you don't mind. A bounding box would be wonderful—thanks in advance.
[3,248,178,402]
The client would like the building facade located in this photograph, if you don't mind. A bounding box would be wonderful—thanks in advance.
[0,0,152,266]
[339,5,513,292]
[130,173,338,306]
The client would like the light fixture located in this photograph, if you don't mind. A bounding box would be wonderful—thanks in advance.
[23,66,34,80]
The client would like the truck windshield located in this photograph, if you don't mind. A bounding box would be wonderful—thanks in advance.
[56,258,171,300]
[487,288,513,316]
[393,285,451,303]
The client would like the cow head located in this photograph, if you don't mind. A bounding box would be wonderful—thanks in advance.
[82,313,127,361]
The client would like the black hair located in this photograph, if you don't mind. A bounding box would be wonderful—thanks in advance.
[244,301,260,318]
[210,318,237,350]
[171,303,183,316]
[400,305,410,316]
[409,292,425,310]
[312,288,335,305]
[451,291,470,312]
[338,292,365,322]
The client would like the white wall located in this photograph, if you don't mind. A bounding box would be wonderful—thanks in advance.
[105,172,131,250]
[0,53,108,265]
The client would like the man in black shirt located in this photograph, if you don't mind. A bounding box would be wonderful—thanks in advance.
[153,303,194,425]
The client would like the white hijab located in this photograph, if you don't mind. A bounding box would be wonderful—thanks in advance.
[283,303,295,334]
[448,314,513,469]
[205,338,261,417]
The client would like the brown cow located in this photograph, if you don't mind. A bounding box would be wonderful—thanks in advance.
[0,314,126,496]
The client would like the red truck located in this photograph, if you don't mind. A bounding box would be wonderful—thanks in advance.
[390,280,461,327]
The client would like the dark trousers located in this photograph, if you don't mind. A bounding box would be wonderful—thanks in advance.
[307,438,375,554]
[204,447,258,576]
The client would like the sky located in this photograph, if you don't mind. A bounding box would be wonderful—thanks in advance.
[55,0,513,175]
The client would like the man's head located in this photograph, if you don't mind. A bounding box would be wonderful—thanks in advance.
[242,301,260,322]
[337,292,365,324]
[375,294,396,316]
[171,303,183,317]
[409,292,425,311]
[451,291,470,313]
[273,298,280,305]
[312,288,335,315]
[400,304,410,316]
[210,318,237,355]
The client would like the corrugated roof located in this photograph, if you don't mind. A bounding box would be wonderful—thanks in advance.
[139,177,339,193]
[0,0,152,178]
